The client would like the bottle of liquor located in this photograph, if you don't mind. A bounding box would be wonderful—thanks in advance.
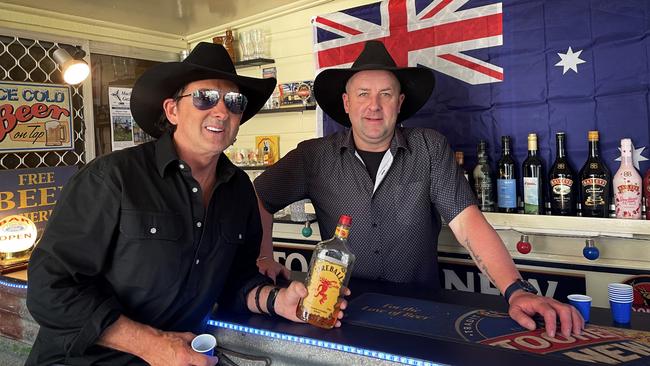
[297,215,355,329]
[579,131,611,217]
[613,138,642,219]
[522,133,544,214]
[549,132,576,215]
[497,136,517,213]
[473,140,495,212]
[645,169,650,220]
[455,151,469,181]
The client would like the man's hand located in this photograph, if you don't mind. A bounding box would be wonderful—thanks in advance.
[274,281,351,327]
[508,291,584,338]
[257,257,291,283]
[143,331,218,366]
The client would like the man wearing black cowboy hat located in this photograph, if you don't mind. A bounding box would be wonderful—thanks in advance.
[25,42,344,366]
[255,40,583,338]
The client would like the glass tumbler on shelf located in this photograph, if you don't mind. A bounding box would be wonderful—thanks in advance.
[252,29,265,59]
[239,31,250,61]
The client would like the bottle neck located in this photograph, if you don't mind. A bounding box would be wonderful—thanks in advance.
[589,140,600,158]
[621,151,633,167]
[334,224,350,240]
[556,137,566,158]
[502,142,511,156]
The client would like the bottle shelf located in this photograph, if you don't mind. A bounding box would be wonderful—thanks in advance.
[258,105,317,114]
[483,212,650,239]
[234,58,275,68]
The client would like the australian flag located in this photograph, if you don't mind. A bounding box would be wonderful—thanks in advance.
[312,0,650,177]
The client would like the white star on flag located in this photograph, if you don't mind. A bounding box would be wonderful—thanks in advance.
[555,47,586,74]
[615,144,649,170]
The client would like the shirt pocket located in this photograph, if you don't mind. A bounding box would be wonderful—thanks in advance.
[120,210,183,241]
[219,218,247,246]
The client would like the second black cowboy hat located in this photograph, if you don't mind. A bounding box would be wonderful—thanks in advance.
[313,40,435,127]
[131,42,276,138]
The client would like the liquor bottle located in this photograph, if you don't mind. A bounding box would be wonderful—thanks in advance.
[522,133,544,214]
[297,215,355,329]
[549,132,576,215]
[455,151,469,181]
[613,138,642,219]
[497,136,517,213]
[645,169,650,220]
[473,140,495,212]
[579,131,611,217]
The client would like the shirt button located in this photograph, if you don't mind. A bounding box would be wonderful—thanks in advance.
[150,227,157,234]
[373,250,380,254]
[195,259,200,265]
[196,221,202,228]
[238,233,243,239]
[372,223,377,228]
[179,163,185,170]
[192,187,199,193]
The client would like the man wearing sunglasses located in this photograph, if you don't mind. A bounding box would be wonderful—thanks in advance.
[25,43,341,366]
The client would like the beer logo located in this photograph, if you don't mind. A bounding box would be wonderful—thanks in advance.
[623,275,650,313]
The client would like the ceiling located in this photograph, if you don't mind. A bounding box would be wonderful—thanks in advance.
[5,0,301,35]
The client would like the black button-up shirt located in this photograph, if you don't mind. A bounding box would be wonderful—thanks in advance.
[255,127,476,287]
[26,132,269,365]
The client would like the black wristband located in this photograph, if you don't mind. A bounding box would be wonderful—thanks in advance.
[254,285,266,314]
[266,287,280,317]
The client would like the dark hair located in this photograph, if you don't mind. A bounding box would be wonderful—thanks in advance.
[153,86,186,135]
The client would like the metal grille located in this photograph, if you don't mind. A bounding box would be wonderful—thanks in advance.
[0,35,86,170]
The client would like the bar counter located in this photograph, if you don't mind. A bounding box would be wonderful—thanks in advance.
[210,278,650,366]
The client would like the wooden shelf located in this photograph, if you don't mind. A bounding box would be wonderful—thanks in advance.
[259,105,316,114]
[482,212,650,239]
[234,58,275,68]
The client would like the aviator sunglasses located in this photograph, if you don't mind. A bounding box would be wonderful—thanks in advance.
[177,89,248,114]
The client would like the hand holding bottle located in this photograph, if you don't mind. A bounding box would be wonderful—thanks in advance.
[275,281,351,327]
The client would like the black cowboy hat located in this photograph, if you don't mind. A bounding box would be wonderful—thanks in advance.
[131,42,276,138]
[313,40,435,127]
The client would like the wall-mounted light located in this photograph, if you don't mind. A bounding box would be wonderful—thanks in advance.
[53,46,90,85]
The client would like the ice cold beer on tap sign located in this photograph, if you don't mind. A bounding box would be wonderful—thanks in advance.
[0,81,73,152]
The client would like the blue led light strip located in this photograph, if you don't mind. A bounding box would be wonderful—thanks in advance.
[208,319,446,366]
[0,278,28,290]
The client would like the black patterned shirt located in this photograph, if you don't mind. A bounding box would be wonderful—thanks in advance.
[255,127,477,287]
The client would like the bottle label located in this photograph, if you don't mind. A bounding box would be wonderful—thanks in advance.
[615,183,641,218]
[550,177,573,208]
[475,177,494,209]
[497,179,516,208]
[302,259,346,318]
[582,178,607,207]
[334,226,350,239]
[523,177,540,213]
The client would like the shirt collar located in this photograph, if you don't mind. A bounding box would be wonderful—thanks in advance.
[154,132,237,182]
[338,126,411,155]
[155,132,179,177]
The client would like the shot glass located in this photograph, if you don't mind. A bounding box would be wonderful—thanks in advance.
[191,334,217,356]
[567,294,591,323]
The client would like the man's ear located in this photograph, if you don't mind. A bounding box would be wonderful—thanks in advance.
[162,98,179,125]
[342,93,350,113]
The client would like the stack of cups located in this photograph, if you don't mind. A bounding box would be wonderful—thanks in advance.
[608,283,634,324]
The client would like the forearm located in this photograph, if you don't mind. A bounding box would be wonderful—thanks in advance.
[256,193,275,258]
[449,205,520,293]
[96,315,161,362]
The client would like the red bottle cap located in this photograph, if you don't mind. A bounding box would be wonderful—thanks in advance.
[338,215,352,226]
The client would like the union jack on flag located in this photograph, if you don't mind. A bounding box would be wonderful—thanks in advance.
[312,0,650,179]
[312,0,503,85]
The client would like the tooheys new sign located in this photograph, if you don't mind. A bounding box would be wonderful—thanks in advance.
[0,80,73,152]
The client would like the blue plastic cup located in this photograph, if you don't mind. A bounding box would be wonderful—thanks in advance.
[610,301,632,324]
[191,334,216,356]
[567,294,591,323]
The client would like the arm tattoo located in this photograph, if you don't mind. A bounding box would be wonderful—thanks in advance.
[464,238,497,286]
